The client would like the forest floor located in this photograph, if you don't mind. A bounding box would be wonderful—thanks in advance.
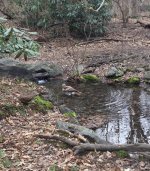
[0,77,150,171]
[0,17,150,170]
[30,17,150,80]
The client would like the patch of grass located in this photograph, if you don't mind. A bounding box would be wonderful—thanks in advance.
[0,149,12,169]
[0,149,5,158]
[1,158,12,168]
[70,165,80,171]
[0,135,4,143]
[48,163,62,171]
[116,150,129,158]
[34,139,42,145]
[0,104,26,119]
[113,77,122,82]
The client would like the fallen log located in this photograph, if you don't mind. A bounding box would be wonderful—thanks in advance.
[137,20,150,29]
[35,134,150,156]
[74,143,150,155]
[56,121,111,144]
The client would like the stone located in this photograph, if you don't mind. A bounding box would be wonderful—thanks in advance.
[62,84,81,96]
[59,104,74,114]
[105,67,124,78]
[136,67,145,72]
[19,93,38,104]
[0,58,63,80]
[144,71,150,80]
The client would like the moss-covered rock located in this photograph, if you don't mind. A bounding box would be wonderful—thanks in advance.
[30,95,53,113]
[80,74,99,82]
[105,67,124,78]
[126,77,140,84]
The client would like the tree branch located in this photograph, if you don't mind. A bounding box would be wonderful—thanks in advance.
[34,134,79,147]
[95,0,106,12]
[74,143,150,155]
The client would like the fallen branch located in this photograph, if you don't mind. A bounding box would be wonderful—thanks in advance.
[35,134,150,156]
[35,134,79,147]
[56,121,110,144]
[78,38,130,46]
[56,129,88,143]
[74,143,150,155]
[86,54,139,68]
[137,20,150,29]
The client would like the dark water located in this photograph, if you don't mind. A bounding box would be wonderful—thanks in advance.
[46,80,150,144]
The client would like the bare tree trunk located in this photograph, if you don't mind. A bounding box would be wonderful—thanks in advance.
[131,0,140,17]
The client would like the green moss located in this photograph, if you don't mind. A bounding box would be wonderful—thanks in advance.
[0,149,12,169]
[113,77,122,82]
[32,96,53,112]
[1,158,12,168]
[64,112,77,118]
[48,164,62,171]
[81,74,99,82]
[126,77,140,84]
[0,136,4,143]
[116,150,129,158]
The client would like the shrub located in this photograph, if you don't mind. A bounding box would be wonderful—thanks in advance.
[0,17,39,60]
[11,0,111,37]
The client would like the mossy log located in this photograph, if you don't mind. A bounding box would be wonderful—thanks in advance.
[56,121,110,144]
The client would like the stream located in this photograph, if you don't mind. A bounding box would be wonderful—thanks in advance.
[45,80,150,145]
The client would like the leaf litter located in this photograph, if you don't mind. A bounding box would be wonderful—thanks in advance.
[0,77,149,171]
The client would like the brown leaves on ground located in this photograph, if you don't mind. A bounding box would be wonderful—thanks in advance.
[0,77,149,170]
[0,17,150,170]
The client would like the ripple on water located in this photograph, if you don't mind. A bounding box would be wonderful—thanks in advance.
[46,82,150,144]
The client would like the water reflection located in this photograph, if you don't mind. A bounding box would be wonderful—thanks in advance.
[46,82,150,144]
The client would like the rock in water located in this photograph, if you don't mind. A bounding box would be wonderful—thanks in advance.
[62,84,81,96]
[105,66,124,78]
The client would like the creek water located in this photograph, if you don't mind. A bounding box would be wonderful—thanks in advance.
[45,80,150,145]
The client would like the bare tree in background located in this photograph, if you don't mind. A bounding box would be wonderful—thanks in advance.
[112,0,145,27]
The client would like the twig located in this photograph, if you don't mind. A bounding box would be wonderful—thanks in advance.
[78,38,131,46]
